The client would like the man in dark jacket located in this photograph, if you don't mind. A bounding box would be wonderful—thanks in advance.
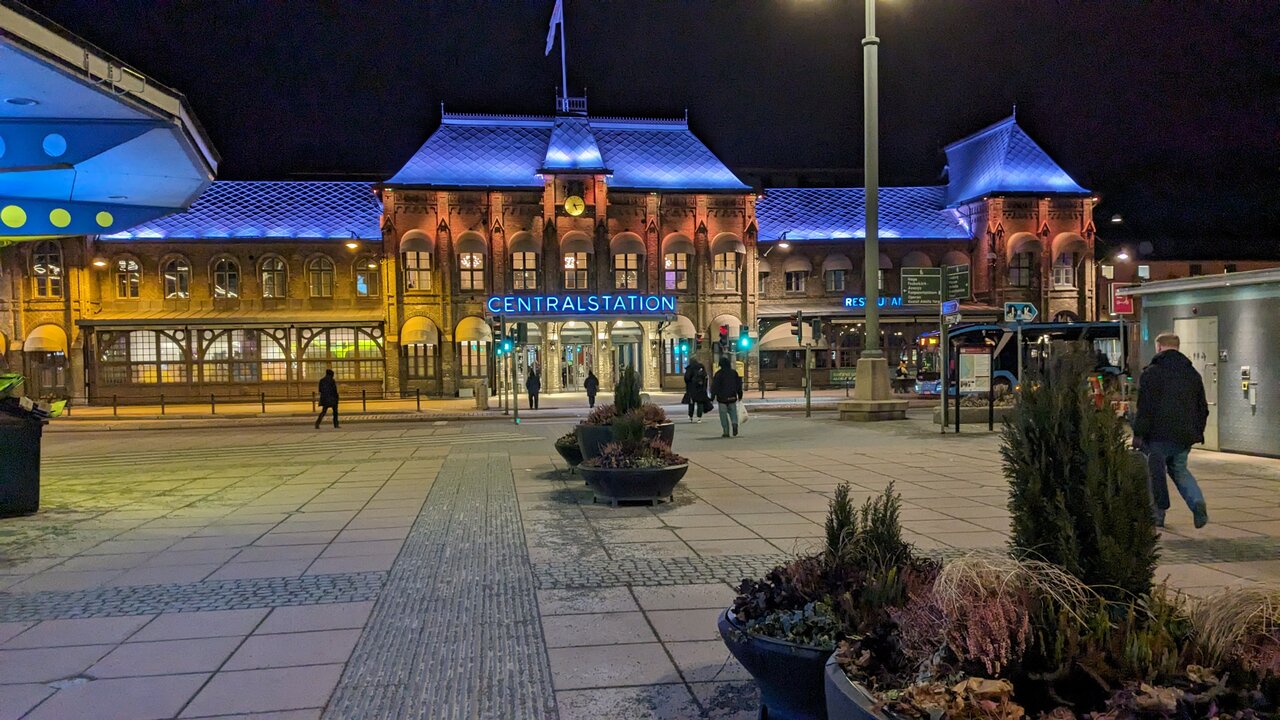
[583,370,599,408]
[315,369,339,429]
[1133,332,1210,528]
[525,365,540,410]
[709,357,743,438]
[682,357,709,423]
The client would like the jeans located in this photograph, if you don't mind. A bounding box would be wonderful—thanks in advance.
[1146,441,1204,514]
[528,392,539,409]
[315,405,339,428]
[688,400,703,419]
[718,400,739,435]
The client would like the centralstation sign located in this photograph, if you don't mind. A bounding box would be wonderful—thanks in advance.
[486,294,678,316]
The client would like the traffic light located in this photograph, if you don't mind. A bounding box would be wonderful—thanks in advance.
[490,314,504,337]
[499,336,515,355]
[810,317,823,340]
[790,311,804,340]
[737,332,753,352]
[718,325,729,350]
[694,333,704,351]
[677,339,690,355]
[515,322,528,344]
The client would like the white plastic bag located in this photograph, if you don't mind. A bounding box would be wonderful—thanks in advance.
[738,401,750,424]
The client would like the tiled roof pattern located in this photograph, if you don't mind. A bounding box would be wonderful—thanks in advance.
[386,113,748,191]
[103,181,382,240]
[944,117,1087,207]
[755,186,969,241]
[543,117,607,172]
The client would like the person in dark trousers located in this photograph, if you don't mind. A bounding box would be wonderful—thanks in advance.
[710,356,743,438]
[525,365,540,410]
[583,370,599,408]
[315,369,339,429]
[1133,332,1210,528]
[682,357,709,423]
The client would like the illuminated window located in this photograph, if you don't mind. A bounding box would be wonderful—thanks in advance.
[458,340,489,378]
[162,258,190,299]
[115,258,141,299]
[1053,252,1079,289]
[1137,264,1150,280]
[212,257,240,298]
[308,256,335,298]
[355,256,379,297]
[404,251,433,291]
[32,240,62,298]
[512,252,539,291]
[404,343,437,379]
[785,271,807,293]
[713,252,739,291]
[825,269,846,293]
[1010,251,1035,288]
[299,326,384,381]
[613,253,640,289]
[261,257,287,298]
[664,252,688,291]
[563,252,589,289]
[459,252,485,291]
[97,329,189,385]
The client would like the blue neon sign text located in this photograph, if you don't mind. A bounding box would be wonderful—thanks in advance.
[487,294,678,316]
[843,296,904,308]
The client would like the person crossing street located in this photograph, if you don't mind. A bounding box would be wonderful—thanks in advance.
[1133,332,1210,528]
[314,369,340,429]
[710,357,743,438]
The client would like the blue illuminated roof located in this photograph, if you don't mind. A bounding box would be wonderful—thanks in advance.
[944,116,1087,207]
[386,112,748,192]
[104,181,382,240]
[756,186,969,241]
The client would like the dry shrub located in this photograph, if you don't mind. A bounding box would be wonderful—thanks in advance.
[933,553,1102,676]
[1191,587,1280,674]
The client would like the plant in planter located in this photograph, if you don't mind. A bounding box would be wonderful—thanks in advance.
[553,431,583,471]
[578,411,689,506]
[575,367,674,460]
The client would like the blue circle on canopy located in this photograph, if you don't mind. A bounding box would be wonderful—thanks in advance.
[42,133,67,157]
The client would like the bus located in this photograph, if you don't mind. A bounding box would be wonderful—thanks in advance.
[914,321,1129,396]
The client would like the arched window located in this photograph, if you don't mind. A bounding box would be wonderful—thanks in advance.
[512,252,538,290]
[404,251,433,291]
[1009,252,1035,287]
[115,258,141,299]
[261,257,287,298]
[563,252,589,289]
[32,240,62,298]
[713,253,739,291]
[355,256,379,297]
[458,252,485,291]
[212,257,239,298]
[613,253,640,289]
[1053,251,1079,289]
[664,252,689,291]
[162,258,190,299]
[308,256,335,298]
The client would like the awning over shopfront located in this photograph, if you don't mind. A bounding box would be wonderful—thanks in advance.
[22,323,66,352]
[455,316,492,342]
[0,1,217,243]
[759,323,829,350]
[400,316,439,345]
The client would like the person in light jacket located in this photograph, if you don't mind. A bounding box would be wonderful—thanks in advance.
[709,357,743,438]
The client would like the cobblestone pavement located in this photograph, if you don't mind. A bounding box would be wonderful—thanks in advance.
[1,413,1278,718]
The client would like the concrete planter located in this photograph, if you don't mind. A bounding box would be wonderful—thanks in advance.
[579,464,687,506]
[824,655,899,719]
[576,421,676,460]
[718,609,830,720]
[930,406,1015,425]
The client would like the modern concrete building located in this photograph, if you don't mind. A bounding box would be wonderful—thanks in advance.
[1122,268,1280,457]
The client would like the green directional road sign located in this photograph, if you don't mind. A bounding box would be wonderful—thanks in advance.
[900,267,942,305]
[944,264,971,302]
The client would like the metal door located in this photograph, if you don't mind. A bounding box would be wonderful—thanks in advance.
[1173,317,1219,450]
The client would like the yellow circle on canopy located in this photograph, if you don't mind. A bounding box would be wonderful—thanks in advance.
[96,211,114,228]
[50,208,71,228]
[1,205,26,228]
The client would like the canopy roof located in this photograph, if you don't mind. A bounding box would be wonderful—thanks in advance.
[104,181,381,241]
[0,0,217,242]
[386,111,749,192]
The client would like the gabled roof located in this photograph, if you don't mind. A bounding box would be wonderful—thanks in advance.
[103,181,382,240]
[385,112,749,192]
[755,186,969,241]
[943,116,1087,207]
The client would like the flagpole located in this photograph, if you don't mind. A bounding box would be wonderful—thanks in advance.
[559,1,568,101]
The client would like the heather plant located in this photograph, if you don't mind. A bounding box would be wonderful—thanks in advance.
[554,431,578,450]
[1002,342,1158,601]
[581,439,686,470]
[614,365,642,414]
[636,403,668,426]
[583,403,618,426]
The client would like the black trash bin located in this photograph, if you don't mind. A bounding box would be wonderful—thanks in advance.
[0,405,45,517]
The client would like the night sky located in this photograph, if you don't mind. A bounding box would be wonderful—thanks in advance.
[22,1,1280,251]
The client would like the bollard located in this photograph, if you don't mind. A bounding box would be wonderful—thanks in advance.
[362,389,367,412]
[113,394,118,417]
[845,380,850,398]
[416,387,421,412]
[260,392,266,414]
[210,394,216,415]
[160,394,166,415]
[311,392,316,413]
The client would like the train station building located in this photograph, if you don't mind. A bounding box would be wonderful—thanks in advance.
[1,93,1102,402]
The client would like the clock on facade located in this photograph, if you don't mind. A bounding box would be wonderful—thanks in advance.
[564,195,585,216]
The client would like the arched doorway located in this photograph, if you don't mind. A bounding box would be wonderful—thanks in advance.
[559,321,593,391]
[23,324,69,398]
[610,321,643,382]
[515,322,544,390]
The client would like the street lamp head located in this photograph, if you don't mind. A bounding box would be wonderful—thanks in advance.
[778,241,791,250]
[1116,250,1130,261]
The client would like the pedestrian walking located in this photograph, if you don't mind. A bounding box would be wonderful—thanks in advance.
[314,369,340,429]
[1133,332,1210,528]
[710,357,743,438]
[584,370,599,408]
[682,357,710,423]
[525,365,541,410]
[561,364,568,389]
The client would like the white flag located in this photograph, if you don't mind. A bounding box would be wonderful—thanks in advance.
[545,0,563,56]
